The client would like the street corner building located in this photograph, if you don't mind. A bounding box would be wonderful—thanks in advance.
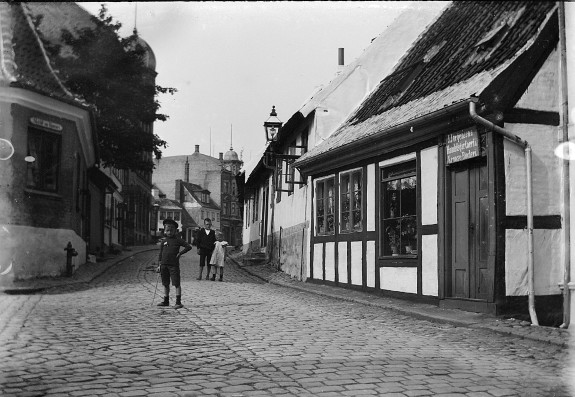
[0,2,156,283]
[245,1,574,325]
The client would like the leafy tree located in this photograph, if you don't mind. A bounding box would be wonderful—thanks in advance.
[40,5,176,172]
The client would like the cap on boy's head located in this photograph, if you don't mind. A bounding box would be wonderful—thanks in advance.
[163,218,178,228]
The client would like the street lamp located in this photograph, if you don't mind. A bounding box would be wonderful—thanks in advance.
[264,106,283,142]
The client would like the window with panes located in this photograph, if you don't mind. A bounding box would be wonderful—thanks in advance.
[340,169,362,233]
[315,177,335,235]
[26,127,61,192]
[380,161,418,257]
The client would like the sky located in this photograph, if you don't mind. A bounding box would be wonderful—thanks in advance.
[77,1,440,164]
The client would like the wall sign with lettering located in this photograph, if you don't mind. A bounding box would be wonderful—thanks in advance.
[446,127,480,164]
[30,117,63,132]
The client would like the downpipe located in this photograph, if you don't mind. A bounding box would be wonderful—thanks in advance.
[558,0,571,329]
[469,101,539,326]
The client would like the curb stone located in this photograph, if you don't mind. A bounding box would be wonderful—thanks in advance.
[228,252,571,347]
[1,245,160,294]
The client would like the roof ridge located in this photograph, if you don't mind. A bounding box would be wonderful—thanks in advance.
[0,3,17,83]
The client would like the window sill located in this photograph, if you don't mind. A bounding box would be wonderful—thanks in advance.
[378,256,418,267]
[339,229,363,234]
[24,188,62,200]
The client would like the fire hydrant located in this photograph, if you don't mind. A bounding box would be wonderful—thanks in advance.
[64,241,78,277]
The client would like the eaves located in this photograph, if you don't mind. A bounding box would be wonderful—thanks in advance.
[295,98,477,177]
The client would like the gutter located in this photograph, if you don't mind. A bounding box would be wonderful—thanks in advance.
[469,101,539,326]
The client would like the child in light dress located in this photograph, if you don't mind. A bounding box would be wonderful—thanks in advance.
[209,231,228,281]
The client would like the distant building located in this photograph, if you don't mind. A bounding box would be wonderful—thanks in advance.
[151,194,198,243]
[153,144,243,245]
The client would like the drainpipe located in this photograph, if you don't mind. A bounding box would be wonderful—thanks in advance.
[559,1,571,329]
[469,101,539,326]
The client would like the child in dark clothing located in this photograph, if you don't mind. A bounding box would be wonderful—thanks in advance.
[194,218,216,280]
[156,218,192,309]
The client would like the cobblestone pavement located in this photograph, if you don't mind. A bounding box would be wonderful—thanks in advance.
[0,249,574,396]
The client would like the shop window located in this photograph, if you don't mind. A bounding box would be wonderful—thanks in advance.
[26,127,61,192]
[315,176,335,235]
[380,161,417,257]
[340,169,362,233]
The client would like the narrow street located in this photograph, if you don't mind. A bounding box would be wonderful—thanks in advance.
[0,249,571,396]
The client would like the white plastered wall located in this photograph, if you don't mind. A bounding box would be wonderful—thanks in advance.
[325,242,335,282]
[350,241,362,285]
[420,146,439,296]
[338,241,347,283]
[503,48,562,296]
[380,267,418,294]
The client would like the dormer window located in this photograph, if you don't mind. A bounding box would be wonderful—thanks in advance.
[465,7,525,68]
[474,23,508,51]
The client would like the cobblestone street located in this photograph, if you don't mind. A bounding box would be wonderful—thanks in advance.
[0,249,572,396]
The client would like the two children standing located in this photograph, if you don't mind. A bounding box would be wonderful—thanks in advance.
[195,218,227,281]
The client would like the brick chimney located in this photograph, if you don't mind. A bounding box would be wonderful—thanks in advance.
[195,145,200,153]
[337,48,345,75]
[219,152,223,160]
[185,157,189,182]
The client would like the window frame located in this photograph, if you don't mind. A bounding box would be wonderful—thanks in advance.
[26,126,61,193]
[339,168,363,234]
[379,159,419,261]
[314,175,336,236]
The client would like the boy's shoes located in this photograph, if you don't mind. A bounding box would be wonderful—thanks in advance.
[174,303,183,309]
[211,274,216,281]
[157,301,169,307]
[219,276,223,282]
[205,275,210,280]
[196,276,202,280]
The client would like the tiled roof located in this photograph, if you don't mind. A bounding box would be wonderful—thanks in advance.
[297,1,557,165]
[3,3,75,100]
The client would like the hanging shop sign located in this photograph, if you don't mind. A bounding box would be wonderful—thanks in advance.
[446,127,480,164]
[30,117,63,132]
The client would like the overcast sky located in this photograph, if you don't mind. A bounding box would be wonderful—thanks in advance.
[77,2,442,163]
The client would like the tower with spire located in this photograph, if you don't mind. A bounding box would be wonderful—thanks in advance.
[222,124,242,175]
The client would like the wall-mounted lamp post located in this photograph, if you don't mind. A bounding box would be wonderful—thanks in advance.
[263,107,284,268]
[264,106,283,142]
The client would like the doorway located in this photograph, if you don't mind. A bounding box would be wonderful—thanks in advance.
[449,157,492,301]
[261,185,269,247]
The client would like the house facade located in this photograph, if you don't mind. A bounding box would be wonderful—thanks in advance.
[0,3,99,280]
[294,2,566,323]
[241,2,447,279]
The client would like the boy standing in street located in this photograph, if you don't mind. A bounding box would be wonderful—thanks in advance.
[156,218,192,309]
[195,218,216,280]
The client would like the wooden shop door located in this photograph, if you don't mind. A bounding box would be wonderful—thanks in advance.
[450,158,491,300]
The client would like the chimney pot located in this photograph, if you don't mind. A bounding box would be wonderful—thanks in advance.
[219,152,223,160]
[338,48,344,66]
[195,145,199,153]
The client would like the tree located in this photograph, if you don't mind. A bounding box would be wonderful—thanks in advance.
[40,5,176,172]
